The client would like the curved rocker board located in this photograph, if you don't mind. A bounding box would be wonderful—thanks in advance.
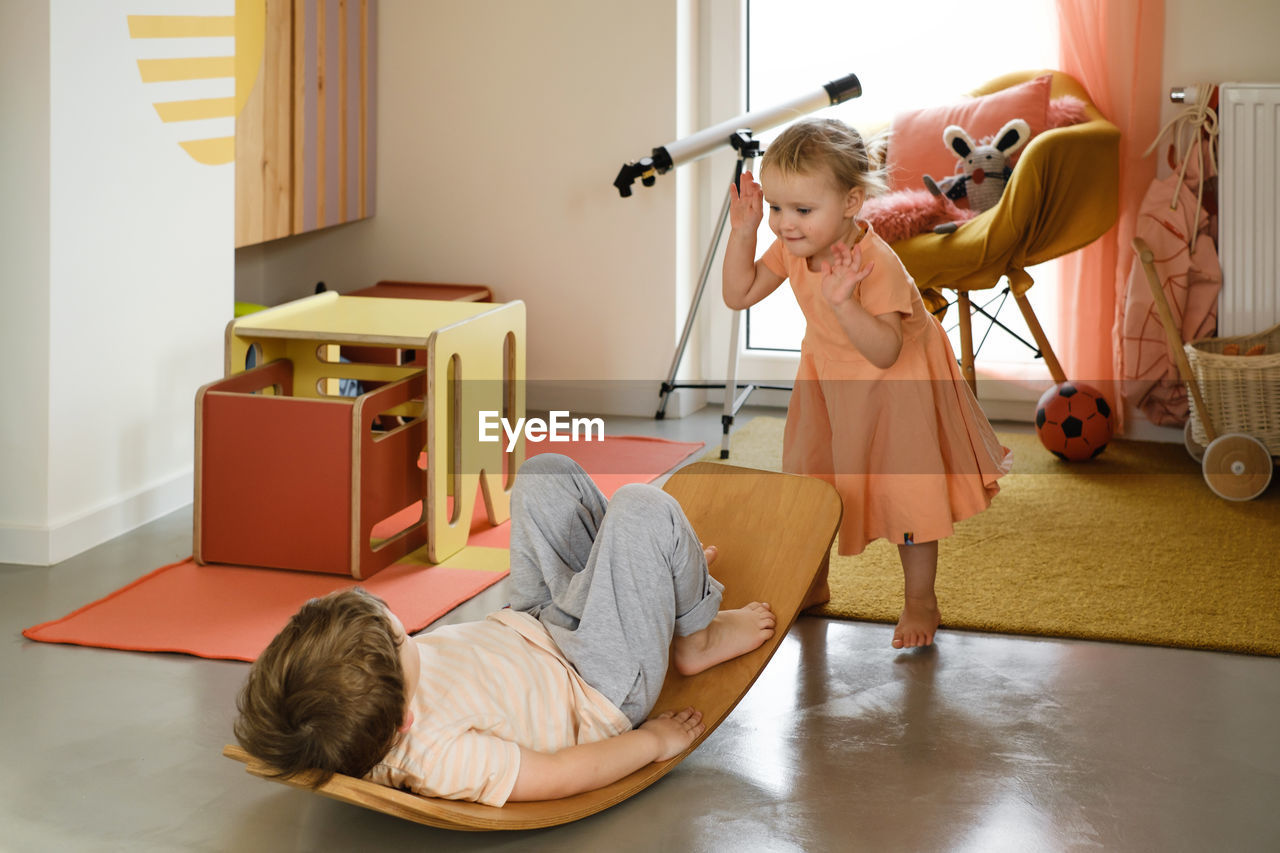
[223,461,841,830]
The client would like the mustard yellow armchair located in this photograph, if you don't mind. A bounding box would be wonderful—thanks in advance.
[886,70,1120,389]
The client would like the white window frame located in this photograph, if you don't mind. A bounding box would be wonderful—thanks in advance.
[696,1,798,411]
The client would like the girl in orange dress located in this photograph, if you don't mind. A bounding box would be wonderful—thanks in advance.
[722,118,1011,648]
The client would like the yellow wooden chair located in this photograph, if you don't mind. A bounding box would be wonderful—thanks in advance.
[885,70,1120,390]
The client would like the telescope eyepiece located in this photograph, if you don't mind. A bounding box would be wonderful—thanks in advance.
[823,72,862,105]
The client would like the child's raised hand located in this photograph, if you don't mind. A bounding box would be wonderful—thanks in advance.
[728,171,764,233]
[820,240,875,307]
[640,707,705,761]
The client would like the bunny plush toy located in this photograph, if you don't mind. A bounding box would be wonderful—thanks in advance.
[922,117,1030,213]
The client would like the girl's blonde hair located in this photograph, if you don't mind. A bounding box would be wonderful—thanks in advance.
[762,117,888,197]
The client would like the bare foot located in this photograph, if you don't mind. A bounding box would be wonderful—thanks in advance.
[703,544,718,567]
[673,603,775,676]
[892,594,941,648]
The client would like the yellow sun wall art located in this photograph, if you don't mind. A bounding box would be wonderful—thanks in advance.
[127,6,239,166]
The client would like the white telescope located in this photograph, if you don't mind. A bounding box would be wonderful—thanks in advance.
[614,72,861,196]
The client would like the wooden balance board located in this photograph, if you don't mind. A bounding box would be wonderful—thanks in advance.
[224,461,841,830]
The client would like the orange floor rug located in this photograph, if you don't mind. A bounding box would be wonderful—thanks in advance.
[23,437,703,662]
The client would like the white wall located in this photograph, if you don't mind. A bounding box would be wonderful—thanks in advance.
[237,0,702,416]
[0,1,232,565]
[0,2,52,556]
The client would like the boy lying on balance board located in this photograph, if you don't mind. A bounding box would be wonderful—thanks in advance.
[234,453,776,805]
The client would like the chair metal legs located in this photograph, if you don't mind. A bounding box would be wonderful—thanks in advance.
[947,289,1068,394]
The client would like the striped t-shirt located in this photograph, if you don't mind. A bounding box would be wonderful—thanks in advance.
[366,609,632,806]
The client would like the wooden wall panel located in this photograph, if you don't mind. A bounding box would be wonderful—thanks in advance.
[236,0,375,248]
[262,0,294,240]
[234,4,266,247]
[293,0,376,236]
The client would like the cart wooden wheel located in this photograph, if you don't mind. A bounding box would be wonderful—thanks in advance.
[1183,421,1206,462]
[1201,433,1274,501]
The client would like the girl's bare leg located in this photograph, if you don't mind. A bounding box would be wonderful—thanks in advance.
[893,540,940,648]
[800,550,831,611]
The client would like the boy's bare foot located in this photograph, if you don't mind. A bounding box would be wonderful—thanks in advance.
[673,603,775,676]
[892,594,941,648]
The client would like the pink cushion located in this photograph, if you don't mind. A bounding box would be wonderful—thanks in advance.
[886,74,1053,192]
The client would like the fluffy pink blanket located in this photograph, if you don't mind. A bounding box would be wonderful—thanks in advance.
[863,190,975,243]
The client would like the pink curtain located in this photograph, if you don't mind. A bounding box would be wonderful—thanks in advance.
[1055,0,1165,431]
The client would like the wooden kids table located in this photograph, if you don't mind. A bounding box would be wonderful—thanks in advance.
[196,292,525,577]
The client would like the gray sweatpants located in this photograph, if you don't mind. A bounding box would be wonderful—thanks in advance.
[507,453,724,727]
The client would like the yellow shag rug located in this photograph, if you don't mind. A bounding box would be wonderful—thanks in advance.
[715,416,1280,655]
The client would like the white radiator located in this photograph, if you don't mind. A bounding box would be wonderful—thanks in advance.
[1218,82,1280,337]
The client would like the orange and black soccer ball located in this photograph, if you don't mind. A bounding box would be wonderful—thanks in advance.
[1035,382,1113,461]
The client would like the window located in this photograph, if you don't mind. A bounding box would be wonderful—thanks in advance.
[738,0,1061,401]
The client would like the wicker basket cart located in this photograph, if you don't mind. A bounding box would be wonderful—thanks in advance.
[1133,237,1278,500]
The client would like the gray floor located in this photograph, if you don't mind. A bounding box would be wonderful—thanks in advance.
[4,405,1279,852]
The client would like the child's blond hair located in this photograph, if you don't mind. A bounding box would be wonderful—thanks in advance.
[762,117,888,197]
[233,587,406,786]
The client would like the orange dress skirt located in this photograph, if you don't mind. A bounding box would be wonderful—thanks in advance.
[763,222,1012,555]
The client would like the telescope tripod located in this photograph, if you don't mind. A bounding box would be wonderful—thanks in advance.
[654,130,792,458]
